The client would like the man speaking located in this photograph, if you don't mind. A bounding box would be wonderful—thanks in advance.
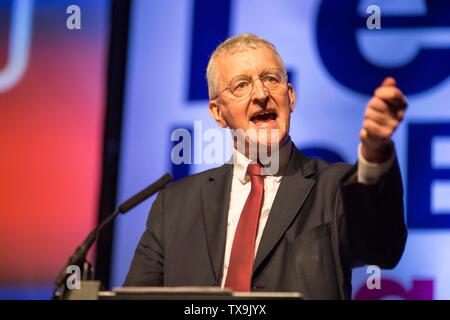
[124,34,408,299]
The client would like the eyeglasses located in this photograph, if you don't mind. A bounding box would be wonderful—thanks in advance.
[213,68,287,100]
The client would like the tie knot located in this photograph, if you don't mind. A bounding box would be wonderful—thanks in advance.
[246,163,262,177]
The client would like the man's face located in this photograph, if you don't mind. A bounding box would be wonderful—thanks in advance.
[209,46,296,149]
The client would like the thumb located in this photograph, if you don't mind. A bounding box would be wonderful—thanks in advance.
[381,76,396,87]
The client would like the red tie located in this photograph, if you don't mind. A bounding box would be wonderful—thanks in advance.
[225,163,264,292]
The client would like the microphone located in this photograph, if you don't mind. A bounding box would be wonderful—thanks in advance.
[53,173,173,296]
[118,173,172,213]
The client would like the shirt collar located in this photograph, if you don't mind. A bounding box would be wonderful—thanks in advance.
[232,138,293,184]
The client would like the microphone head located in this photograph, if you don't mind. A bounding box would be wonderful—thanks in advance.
[118,173,173,213]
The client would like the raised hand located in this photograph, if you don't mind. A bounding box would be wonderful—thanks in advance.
[360,77,408,163]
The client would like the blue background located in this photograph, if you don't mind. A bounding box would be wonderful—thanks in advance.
[111,0,450,299]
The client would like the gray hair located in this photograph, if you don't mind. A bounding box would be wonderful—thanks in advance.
[206,33,286,100]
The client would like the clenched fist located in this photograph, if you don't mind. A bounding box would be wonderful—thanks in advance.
[360,77,408,163]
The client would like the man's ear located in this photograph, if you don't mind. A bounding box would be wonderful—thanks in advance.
[287,83,296,113]
[209,100,228,128]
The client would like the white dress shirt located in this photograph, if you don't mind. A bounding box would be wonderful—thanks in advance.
[220,139,395,287]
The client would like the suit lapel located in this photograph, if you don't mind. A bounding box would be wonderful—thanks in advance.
[200,164,233,284]
[253,147,316,272]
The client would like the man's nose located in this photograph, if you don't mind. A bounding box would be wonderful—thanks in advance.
[252,79,269,104]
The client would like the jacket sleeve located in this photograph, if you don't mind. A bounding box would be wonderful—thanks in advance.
[123,189,165,286]
[339,152,407,269]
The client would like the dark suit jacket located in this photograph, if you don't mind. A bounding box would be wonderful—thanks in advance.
[124,146,407,299]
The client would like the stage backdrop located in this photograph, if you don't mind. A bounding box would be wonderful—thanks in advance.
[112,0,450,299]
[0,0,109,299]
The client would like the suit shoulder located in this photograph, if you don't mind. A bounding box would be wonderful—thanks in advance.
[163,165,230,195]
[306,157,354,180]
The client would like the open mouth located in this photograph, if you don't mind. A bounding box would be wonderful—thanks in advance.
[250,111,278,124]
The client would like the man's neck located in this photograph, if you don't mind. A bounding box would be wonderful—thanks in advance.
[232,137,292,176]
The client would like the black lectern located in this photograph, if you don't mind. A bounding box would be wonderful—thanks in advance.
[63,281,304,300]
